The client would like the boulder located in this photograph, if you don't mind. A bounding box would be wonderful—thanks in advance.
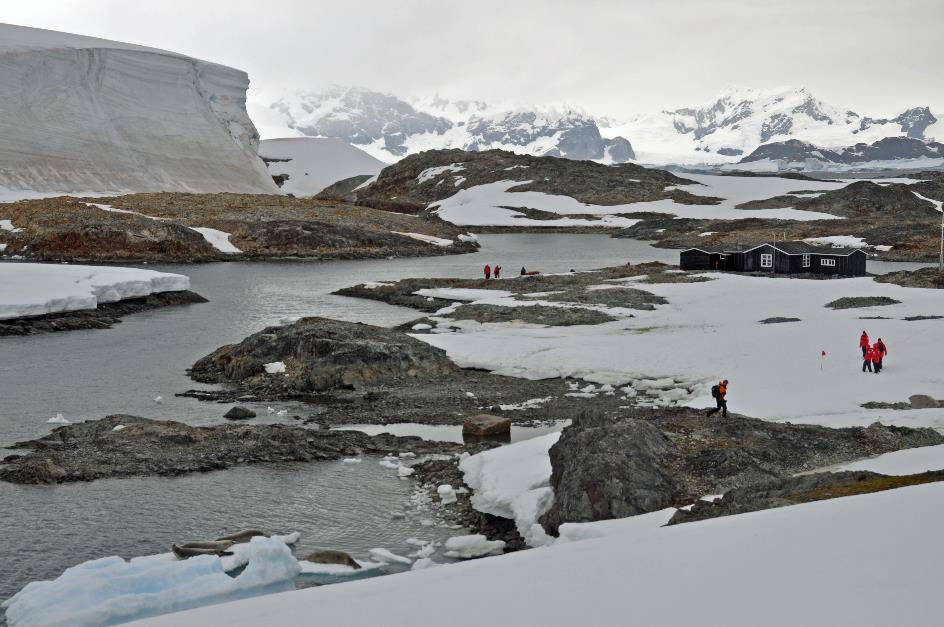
[223,406,256,420]
[303,549,361,570]
[190,317,458,395]
[909,394,941,409]
[462,414,511,437]
[540,413,679,533]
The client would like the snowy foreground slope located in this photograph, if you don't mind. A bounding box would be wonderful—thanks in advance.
[0,263,189,320]
[0,23,278,196]
[133,482,944,627]
[258,137,385,196]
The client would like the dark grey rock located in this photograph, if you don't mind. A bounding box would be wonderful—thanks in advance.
[539,407,944,533]
[224,406,257,420]
[909,394,941,409]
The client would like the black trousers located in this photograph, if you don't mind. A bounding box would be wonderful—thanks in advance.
[861,346,868,357]
[707,398,727,417]
[863,360,872,372]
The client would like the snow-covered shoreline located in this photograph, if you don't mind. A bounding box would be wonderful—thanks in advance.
[0,263,190,320]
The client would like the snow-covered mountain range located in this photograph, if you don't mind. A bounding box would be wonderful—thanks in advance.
[0,23,278,196]
[261,86,942,168]
[266,86,634,164]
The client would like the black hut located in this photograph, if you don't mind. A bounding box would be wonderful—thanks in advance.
[680,241,867,276]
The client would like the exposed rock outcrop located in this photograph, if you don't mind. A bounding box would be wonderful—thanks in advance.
[0,415,466,484]
[540,408,944,533]
[667,470,944,525]
[189,317,458,395]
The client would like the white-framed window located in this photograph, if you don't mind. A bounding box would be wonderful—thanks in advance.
[802,254,811,268]
[760,253,773,268]
[821,258,836,267]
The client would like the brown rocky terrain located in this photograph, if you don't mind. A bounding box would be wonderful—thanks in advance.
[0,193,476,262]
[320,148,719,214]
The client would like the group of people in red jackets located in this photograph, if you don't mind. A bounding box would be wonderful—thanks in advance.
[483,264,502,280]
[859,331,888,373]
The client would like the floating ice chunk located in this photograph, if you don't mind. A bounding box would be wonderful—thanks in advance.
[443,534,505,559]
[2,537,299,627]
[410,558,440,570]
[437,484,458,505]
[264,361,286,374]
[341,458,362,464]
[399,452,416,458]
[153,396,163,403]
[47,413,70,425]
[276,409,288,416]
[379,456,400,470]
[368,548,413,565]
[405,538,429,547]
[397,465,415,478]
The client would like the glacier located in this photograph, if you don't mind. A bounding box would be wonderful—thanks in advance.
[0,23,279,196]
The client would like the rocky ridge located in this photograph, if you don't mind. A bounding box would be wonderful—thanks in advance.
[0,193,476,262]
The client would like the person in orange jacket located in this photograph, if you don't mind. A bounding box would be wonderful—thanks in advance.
[706,379,729,418]
[862,346,874,373]
[859,331,870,357]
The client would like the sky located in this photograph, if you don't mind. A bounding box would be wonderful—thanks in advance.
[2,0,942,117]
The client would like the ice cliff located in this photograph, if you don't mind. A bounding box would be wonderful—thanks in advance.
[0,23,279,195]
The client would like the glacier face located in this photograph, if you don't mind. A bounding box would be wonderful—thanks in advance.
[0,23,279,195]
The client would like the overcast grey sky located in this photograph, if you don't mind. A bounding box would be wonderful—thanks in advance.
[3,0,941,116]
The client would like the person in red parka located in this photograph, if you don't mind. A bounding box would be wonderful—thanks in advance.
[483,264,491,280]
[859,331,870,357]
[871,343,883,374]
[862,346,874,373]
[875,338,888,369]
[494,265,501,279]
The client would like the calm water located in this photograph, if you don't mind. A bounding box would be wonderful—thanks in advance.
[0,233,927,611]
[0,234,675,607]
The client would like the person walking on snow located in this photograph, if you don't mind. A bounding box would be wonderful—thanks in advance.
[706,380,729,418]
[859,331,870,357]
[494,265,501,279]
[875,338,888,369]
[862,346,874,373]
[871,344,883,374]
[483,264,491,280]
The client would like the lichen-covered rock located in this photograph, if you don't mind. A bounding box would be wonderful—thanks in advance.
[189,317,458,396]
[540,408,944,533]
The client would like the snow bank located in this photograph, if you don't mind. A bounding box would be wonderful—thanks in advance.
[443,535,505,559]
[460,433,560,546]
[391,231,454,246]
[191,228,241,254]
[0,263,191,320]
[133,483,944,627]
[830,444,944,475]
[264,361,287,374]
[3,537,300,627]
[258,137,384,197]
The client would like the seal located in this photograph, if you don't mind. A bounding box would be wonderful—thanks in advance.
[172,540,235,559]
[215,530,268,544]
[303,549,362,570]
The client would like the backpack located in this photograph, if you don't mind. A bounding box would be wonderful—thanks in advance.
[711,384,720,399]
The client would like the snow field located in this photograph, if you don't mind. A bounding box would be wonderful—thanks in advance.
[428,174,847,227]
[0,263,191,320]
[417,273,944,425]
